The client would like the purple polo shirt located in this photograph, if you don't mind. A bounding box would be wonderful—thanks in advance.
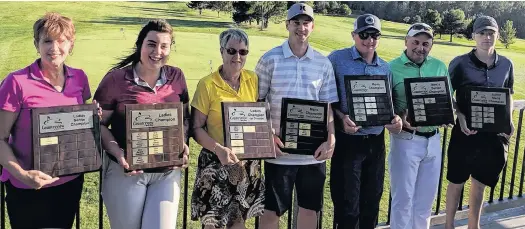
[93,65,189,171]
[0,59,91,189]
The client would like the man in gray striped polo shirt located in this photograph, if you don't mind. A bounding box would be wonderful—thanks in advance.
[328,14,402,229]
[255,3,338,229]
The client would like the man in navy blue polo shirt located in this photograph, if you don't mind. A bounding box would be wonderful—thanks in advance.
[328,13,402,229]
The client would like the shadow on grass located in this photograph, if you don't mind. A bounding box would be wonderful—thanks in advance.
[117,5,188,18]
[85,16,232,29]
[382,34,473,48]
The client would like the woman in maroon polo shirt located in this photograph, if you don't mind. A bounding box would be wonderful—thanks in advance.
[93,19,190,229]
[0,13,89,228]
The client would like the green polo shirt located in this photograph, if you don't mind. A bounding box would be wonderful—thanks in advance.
[390,51,450,133]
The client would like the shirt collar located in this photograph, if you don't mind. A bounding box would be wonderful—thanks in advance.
[468,48,499,69]
[211,66,248,92]
[350,46,379,65]
[29,59,74,80]
[282,40,314,60]
[132,67,167,87]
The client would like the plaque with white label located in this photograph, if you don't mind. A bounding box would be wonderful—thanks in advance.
[280,98,328,155]
[31,104,102,177]
[125,103,184,170]
[404,77,454,126]
[344,75,394,126]
[461,86,511,133]
[221,102,275,160]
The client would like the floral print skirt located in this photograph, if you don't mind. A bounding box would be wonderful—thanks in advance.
[191,149,265,228]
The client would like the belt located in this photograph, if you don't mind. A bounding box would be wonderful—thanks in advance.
[402,127,438,138]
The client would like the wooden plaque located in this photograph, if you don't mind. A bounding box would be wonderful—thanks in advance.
[461,86,511,133]
[221,102,276,160]
[344,75,394,126]
[31,104,102,177]
[125,103,184,170]
[280,98,328,155]
[404,77,455,126]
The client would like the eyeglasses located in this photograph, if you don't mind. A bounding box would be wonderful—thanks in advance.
[224,47,249,56]
[358,32,381,40]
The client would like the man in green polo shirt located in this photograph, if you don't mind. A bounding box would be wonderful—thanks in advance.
[388,23,450,229]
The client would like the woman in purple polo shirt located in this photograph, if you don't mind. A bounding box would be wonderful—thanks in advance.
[0,13,90,228]
[93,19,190,229]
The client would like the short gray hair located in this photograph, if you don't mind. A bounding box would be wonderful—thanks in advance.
[219,28,249,48]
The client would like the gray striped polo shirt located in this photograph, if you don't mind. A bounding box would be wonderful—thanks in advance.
[256,40,339,165]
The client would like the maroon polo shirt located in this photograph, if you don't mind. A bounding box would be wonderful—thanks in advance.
[93,65,189,170]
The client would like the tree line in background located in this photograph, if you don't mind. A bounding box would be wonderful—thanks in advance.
[187,1,521,48]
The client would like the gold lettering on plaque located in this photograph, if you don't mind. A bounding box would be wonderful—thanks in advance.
[40,137,58,146]
[148,139,164,146]
[299,123,311,130]
[231,140,244,147]
[232,147,245,154]
[243,126,256,132]
[285,142,297,149]
[149,146,164,154]
[148,131,163,139]
[299,130,311,136]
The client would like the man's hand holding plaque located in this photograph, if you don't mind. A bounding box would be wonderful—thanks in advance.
[385,115,403,134]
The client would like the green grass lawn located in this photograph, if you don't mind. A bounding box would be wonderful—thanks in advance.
[1,2,525,229]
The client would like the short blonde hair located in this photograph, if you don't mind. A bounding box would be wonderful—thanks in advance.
[33,12,76,43]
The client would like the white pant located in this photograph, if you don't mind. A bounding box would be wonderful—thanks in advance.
[388,131,442,229]
[101,158,181,229]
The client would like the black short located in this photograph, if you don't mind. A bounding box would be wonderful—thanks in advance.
[263,162,326,216]
[447,126,508,188]
[5,175,84,229]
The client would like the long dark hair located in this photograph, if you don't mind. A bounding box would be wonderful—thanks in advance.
[110,19,174,71]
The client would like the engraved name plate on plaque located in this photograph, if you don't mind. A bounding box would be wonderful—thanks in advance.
[125,103,184,170]
[221,102,276,160]
[344,75,394,126]
[280,98,328,155]
[462,87,511,133]
[404,77,455,126]
[31,104,102,177]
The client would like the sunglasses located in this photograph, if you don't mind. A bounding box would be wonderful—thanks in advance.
[224,47,249,56]
[358,32,381,40]
[410,23,433,33]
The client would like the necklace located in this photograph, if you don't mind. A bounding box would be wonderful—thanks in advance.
[220,69,240,91]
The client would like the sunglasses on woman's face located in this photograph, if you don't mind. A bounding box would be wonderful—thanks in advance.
[224,47,249,56]
[358,32,381,40]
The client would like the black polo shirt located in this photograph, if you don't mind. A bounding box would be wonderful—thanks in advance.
[449,49,514,113]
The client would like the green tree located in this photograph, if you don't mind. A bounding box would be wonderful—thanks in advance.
[187,1,209,15]
[411,15,422,23]
[500,20,517,49]
[208,1,233,17]
[423,9,442,32]
[328,1,340,14]
[338,4,351,16]
[249,2,287,30]
[442,9,466,42]
[313,1,329,13]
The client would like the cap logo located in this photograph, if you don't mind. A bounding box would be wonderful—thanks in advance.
[299,5,306,11]
[365,16,375,25]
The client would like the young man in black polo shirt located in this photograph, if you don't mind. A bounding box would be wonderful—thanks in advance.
[445,16,515,229]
